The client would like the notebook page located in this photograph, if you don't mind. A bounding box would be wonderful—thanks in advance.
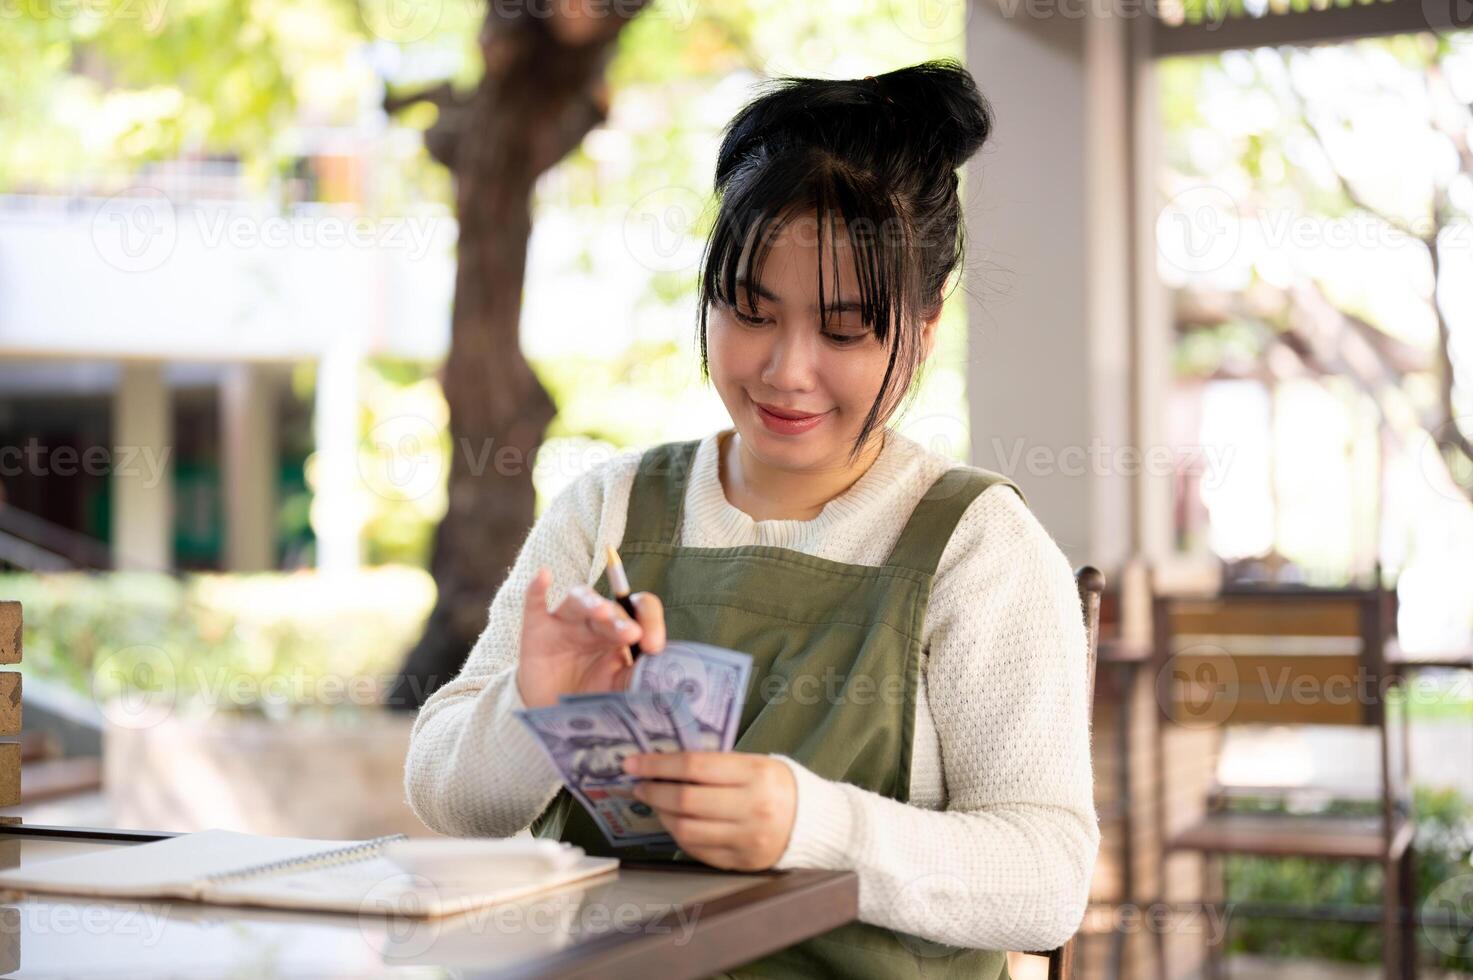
[0,829,365,900]
[202,853,621,917]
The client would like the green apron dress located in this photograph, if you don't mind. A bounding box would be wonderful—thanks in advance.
[530,435,1025,979]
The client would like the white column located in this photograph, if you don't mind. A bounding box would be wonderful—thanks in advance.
[221,364,278,571]
[111,361,173,571]
[964,3,1148,575]
[311,335,365,573]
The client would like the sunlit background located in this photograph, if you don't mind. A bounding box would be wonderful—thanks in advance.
[2,0,1472,976]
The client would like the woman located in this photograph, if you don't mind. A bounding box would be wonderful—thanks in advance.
[405,59,1098,979]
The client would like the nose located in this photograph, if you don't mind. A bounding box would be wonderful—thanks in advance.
[759,323,818,393]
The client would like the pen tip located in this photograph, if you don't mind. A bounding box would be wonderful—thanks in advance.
[606,545,621,567]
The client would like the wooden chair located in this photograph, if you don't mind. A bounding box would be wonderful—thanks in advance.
[1021,564,1105,980]
[1152,586,1415,979]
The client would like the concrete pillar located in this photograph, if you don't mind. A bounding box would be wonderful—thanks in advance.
[964,2,1165,576]
[111,362,173,571]
[311,335,365,573]
[221,364,278,571]
[965,13,1184,977]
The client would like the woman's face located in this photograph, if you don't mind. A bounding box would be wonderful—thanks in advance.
[707,212,934,473]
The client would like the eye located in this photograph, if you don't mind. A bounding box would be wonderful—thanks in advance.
[823,330,869,346]
[732,308,770,326]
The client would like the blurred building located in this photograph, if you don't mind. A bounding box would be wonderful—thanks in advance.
[0,151,455,573]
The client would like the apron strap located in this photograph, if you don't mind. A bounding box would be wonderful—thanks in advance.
[623,439,701,546]
[886,466,1026,578]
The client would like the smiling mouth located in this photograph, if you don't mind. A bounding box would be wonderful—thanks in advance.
[754,401,828,420]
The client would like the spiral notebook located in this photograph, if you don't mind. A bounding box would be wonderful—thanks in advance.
[0,829,619,917]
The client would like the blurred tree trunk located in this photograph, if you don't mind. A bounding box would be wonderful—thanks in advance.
[385,2,648,709]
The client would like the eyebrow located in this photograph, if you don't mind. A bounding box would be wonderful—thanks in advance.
[735,278,865,314]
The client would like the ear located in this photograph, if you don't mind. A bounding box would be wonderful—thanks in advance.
[921,312,942,361]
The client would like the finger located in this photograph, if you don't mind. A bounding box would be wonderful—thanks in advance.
[678,844,741,870]
[660,814,740,849]
[552,588,641,645]
[524,568,552,617]
[627,592,666,653]
[634,781,746,821]
[624,752,752,785]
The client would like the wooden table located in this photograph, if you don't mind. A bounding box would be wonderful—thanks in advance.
[0,825,859,978]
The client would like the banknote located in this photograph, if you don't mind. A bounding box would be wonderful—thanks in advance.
[515,697,672,847]
[629,641,752,751]
[518,642,754,848]
[558,690,701,754]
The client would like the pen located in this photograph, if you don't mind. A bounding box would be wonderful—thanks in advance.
[604,545,643,659]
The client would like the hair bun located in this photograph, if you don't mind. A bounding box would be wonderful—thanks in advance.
[872,59,993,172]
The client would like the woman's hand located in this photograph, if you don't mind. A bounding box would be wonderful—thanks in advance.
[623,751,797,871]
[516,568,666,710]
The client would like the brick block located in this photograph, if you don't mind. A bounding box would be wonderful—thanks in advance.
[0,742,18,807]
[0,603,18,665]
[0,674,18,737]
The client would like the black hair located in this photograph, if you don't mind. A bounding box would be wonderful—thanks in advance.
[696,59,995,466]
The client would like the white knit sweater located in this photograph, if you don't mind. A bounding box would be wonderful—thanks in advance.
[403,426,1098,952]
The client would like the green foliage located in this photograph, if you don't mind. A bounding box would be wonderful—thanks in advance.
[1,568,434,713]
[0,0,371,191]
[1223,787,1473,970]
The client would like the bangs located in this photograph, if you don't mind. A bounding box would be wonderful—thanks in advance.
[698,155,918,349]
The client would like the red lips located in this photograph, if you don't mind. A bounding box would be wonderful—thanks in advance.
[755,402,825,420]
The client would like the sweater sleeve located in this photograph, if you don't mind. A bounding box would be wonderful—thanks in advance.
[402,458,627,838]
[770,483,1099,953]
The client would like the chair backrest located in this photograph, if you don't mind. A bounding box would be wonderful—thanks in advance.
[1028,567,1104,980]
[1075,566,1105,708]
[1152,588,1390,728]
